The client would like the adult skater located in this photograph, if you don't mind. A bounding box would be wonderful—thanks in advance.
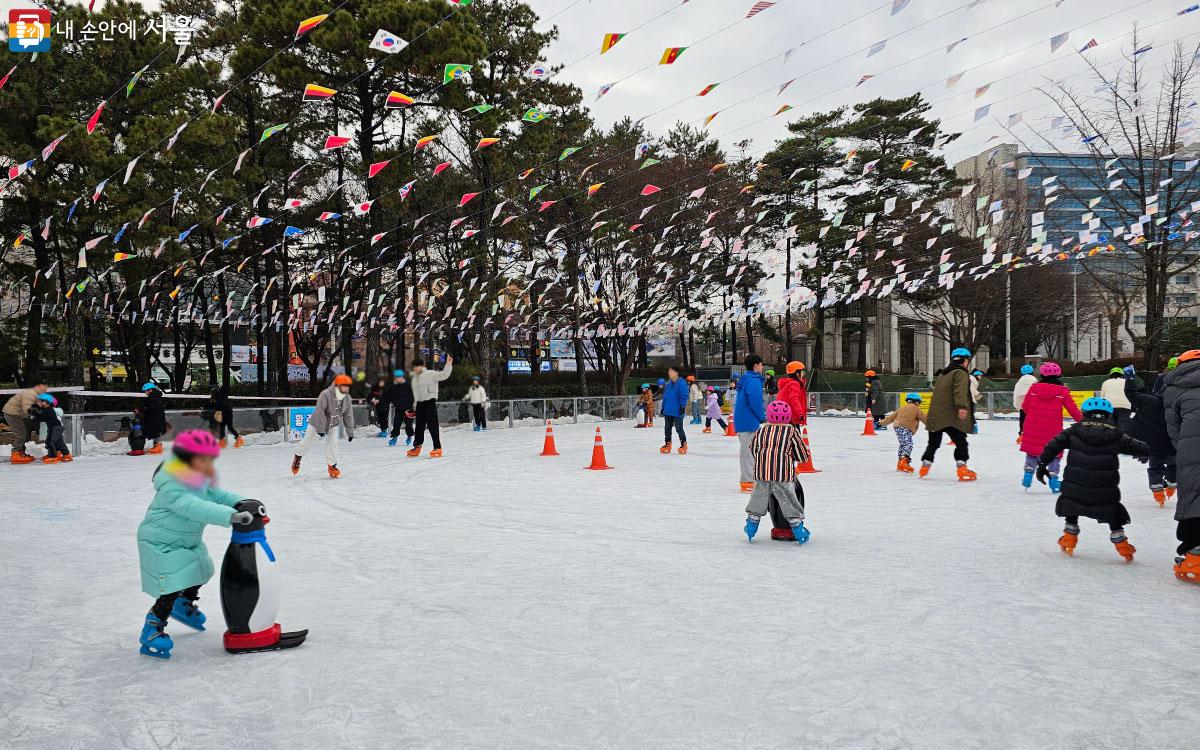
[464,375,488,431]
[659,366,689,455]
[208,385,243,449]
[136,430,250,659]
[141,383,167,455]
[385,369,415,446]
[1123,366,1176,506]
[407,355,453,458]
[1013,364,1037,443]
[919,348,977,481]
[291,373,356,478]
[2,380,47,464]
[1164,349,1200,583]
[687,376,703,425]
[865,369,885,430]
[1099,367,1133,429]
[777,361,808,426]
[1019,362,1082,491]
[733,354,767,493]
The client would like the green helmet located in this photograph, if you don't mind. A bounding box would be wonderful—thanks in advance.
[1168,357,1179,371]
[766,369,775,376]
[1108,367,1124,376]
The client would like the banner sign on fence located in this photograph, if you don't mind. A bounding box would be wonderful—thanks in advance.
[287,407,314,442]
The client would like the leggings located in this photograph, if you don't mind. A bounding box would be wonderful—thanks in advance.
[151,585,201,622]
[217,409,240,440]
[663,415,686,444]
[895,427,914,458]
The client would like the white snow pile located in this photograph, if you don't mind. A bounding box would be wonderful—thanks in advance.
[1,418,1195,747]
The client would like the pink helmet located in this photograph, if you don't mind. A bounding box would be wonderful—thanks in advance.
[1039,362,1062,377]
[766,400,793,424]
[173,429,221,458]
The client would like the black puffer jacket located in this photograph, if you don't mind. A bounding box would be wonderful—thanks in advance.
[1040,417,1149,525]
[1123,375,1173,456]
[142,390,166,439]
[383,380,414,413]
[1165,360,1200,522]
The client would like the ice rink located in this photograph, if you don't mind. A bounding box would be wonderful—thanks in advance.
[2,416,1196,749]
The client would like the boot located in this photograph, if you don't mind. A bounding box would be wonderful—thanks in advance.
[1173,552,1200,582]
[918,460,931,478]
[743,516,760,542]
[59,454,73,462]
[328,464,341,479]
[388,436,398,447]
[790,521,811,545]
[291,455,301,475]
[678,443,688,455]
[41,455,58,464]
[1166,481,1177,499]
[429,449,443,458]
[1111,532,1135,563]
[1151,485,1166,507]
[219,438,228,449]
[139,614,173,659]
[660,442,672,454]
[896,456,913,473]
[233,436,245,449]
[1058,525,1080,556]
[1021,470,1033,489]
[148,443,163,455]
[376,430,388,438]
[10,450,34,464]
[739,481,754,493]
[956,462,977,482]
[703,427,712,434]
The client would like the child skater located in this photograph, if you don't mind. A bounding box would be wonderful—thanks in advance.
[141,383,167,454]
[742,401,811,545]
[33,393,72,463]
[1019,361,1083,491]
[137,429,252,659]
[464,375,489,431]
[881,392,926,473]
[703,386,727,433]
[291,374,356,478]
[635,383,654,428]
[1037,397,1149,561]
[1013,364,1037,444]
[1123,366,1176,506]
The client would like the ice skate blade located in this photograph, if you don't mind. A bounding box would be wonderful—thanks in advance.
[139,644,171,659]
[225,629,308,654]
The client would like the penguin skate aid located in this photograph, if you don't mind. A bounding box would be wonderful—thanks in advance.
[135,430,305,659]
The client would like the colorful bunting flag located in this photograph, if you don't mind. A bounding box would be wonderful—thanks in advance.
[539,201,556,212]
[1079,38,1098,52]
[640,184,661,196]
[529,184,547,200]
[368,160,392,178]
[900,159,917,171]
[126,65,148,97]
[774,105,793,116]
[703,112,718,127]
[386,91,414,108]
[587,183,604,198]
[259,123,288,142]
[399,181,415,201]
[698,83,719,96]
[433,161,451,175]
[86,101,106,134]
[444,63,472,83]
[519,168,535,180]
[526,64,550,79]
[867,40,886,57]
[1050,32,1069,53]
[856,74,873,87]
[596,82,615,100]
[113,252,132,262]
[464,103,495,114]
[354,200,375,216]
[317,211,341,222]
[295,14,328,39]
[476,136,500,150]
[247,216,272,228]
[448,0,473,5]
[745,1,775,18]
[559,147,580,161]
[522,108,547,123]
[892,0,911,14]
[459,192,479,207]
[369,29,408,54]
[601,33,624,54]
[323,135,350,150]
[303,83,336,101]
[659,47,686,65]
[0,65,16,90]
[415,135,438,152]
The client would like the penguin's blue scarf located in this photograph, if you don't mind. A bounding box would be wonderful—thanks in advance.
[231,530,275,562]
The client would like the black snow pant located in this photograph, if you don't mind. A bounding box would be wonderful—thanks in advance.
[217,409,240,441]
[1019,409,1026,435]
[1177,518,1200,556]
[390,411,414,440]
[705,416,727,430]
[921,427,969,464]
[151,585,201,622]
[663,415,686,444]
[45,425,69,458]
[769,481,806,530]
[413,399,441,450]
[1113,407,1131,432]
[374,404,390,432]
[1148,454,1177,489]
[472,403,487,429]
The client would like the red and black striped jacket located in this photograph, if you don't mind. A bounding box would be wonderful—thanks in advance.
[748,423,809,482]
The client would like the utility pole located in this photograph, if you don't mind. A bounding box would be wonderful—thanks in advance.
[1072,271,1078,363]
[1005,271,1012,374]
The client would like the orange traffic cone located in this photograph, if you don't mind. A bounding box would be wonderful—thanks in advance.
[585,426,612,470]
[724,418,736,437]
[801,425,811,446]
[539,420,560,456]
[861,417,877,436]
[796,444,820,474]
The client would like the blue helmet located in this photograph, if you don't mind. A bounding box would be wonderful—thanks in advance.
[905,392,922,404]
[37,393,56,404]
[1081,397,1114,415]
[393,369,405,378]
[951,347,972,359]
[141,382,157,392]
[657,378,665,385]
[1020,364,1034,375]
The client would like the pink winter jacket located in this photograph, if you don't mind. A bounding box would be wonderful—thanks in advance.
[1020,382,1083,457]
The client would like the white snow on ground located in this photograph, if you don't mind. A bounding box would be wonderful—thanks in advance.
[2,418,1197,748]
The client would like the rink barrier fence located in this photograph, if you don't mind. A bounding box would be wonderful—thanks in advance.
[29,391,1042,456]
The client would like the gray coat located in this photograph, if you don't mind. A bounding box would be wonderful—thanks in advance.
[309,384,356,435]
[1164,360,1200,521]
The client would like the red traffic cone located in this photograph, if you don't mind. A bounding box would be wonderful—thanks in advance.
[539,420,560,456]
[585,426,612,470]
[725,417,737,437]
[861,417,877,436]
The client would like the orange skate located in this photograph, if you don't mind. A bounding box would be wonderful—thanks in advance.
[702,427,712,434]
[659,442,672,454]
[41,455,58,464]
[406,446,422,457]
[291,455,301,475]
[1166,483,1177,499]
[897,457,913,474]
[148,443,163,455]
[58,454,73,462]
[1174,553,1200,582]
[219,438,228,449]
[429,449,443,458]
[918,461,931,478]
[1152,487,1167,507]
[234,436,245,448]
[678,443,688,455]
[956,463,977,482]
[1058,530,1078,556]
[1112,536,1136,563]
[10,451,34,464]
[327,464,341,479]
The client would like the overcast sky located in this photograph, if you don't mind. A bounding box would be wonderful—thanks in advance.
[539,0,1190,164]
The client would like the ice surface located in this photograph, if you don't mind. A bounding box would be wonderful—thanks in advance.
[2,418,1197,748]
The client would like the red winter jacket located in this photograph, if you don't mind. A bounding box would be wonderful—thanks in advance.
[776,375,808,424]
[1020,381,1083,457]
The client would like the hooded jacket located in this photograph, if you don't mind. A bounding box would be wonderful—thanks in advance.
[1124,375,1173,456]
[309,384,356,434]
[925,364,973,433]
[865,377,885,417]
[1040,417,1149,524]
[1098,375,1132,410]
[142,390,166,438]
[1164,360,1200,522]
[659,377,689,418]
[1012,373,1038,411]
[733,370,766,432]
[1020,380,1083,457]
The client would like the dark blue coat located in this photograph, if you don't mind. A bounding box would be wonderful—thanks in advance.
[733,371,766,432]
[659,378,689,418]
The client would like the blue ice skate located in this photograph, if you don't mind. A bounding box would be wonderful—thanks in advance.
[404,436,412,446]
[473,425,481,432]
[375,430,387,438]
[170,597,206,631]
[139,615,173,659]
[1022,470,1033,489]
[744,516,760,542]
[388,436,398,446]
[1048,475,1061,494]
[791,522,811,545]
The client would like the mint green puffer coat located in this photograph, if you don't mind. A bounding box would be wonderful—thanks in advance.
[137,459,245,597]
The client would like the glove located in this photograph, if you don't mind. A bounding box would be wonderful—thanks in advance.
[1123,365,1136,376]
[1035,463,1049,485]
[318,432,325,438]
[231,511,254,526]
[1135,454,1148,464]
[347,435,354,442]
